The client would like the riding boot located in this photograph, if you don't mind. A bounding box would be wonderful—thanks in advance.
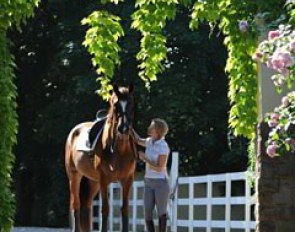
[158,214,167,232]
[122,215,129,232]
[145,219,155,232]
[101,215,108,232]
[70,209,81,232]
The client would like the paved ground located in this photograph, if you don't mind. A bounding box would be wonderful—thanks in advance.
[12,228,70,232]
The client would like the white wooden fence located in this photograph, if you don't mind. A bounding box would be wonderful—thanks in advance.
[93,152,256,232]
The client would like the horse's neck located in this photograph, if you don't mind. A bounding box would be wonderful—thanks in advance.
[102,118,116,149]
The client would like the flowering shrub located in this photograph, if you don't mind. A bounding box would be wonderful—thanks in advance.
[265,91,295,158]
[253,25,295,90]
[253,24,295,158]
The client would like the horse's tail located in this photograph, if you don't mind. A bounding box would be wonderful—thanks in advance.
[80,176,90,230]
[64,126,80,175]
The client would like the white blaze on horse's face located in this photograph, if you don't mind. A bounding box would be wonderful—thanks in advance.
[119,100,128,134]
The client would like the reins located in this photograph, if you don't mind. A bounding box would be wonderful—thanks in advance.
[106,107,137,160]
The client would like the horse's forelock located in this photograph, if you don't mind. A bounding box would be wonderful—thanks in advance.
[113,86,133,98]
[117,87,130,99]
[109,85,134,118]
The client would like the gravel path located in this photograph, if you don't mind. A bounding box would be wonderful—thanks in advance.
[12,228,70,232]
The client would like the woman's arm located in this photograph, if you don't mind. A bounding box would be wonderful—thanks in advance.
[131,129,146,147]
[139,151,168,172]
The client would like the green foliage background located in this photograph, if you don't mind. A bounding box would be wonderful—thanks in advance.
[0,0,39,231]
[0,32,17,232]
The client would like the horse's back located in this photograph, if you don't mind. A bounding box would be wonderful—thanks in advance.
[65,122,94,172]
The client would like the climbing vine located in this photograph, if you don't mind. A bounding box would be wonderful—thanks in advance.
[82,11,124,100]
[131,0,177,87]
[88,0,288,138]
[190,0,288,139]
[0,1,40,231]
[85,0,291,169]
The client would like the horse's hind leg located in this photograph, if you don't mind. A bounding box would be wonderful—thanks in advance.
[80,180,100,232]
[69,172,83,232]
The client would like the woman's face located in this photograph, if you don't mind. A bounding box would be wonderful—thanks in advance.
[148,123,161,140]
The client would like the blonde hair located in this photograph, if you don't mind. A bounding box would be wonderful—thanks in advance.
[150,118,169,137]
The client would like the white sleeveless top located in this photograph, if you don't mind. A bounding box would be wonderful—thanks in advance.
[144,137,170,179]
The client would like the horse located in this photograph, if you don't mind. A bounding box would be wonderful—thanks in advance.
[65,84,137,232]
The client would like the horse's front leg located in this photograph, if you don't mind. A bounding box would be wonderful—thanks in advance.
[101,183,109,232]
[69,173,83,232]
[121,176,134,232]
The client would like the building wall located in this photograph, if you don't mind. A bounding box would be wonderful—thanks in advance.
[256,55,295,231]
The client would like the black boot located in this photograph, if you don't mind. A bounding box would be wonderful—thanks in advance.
[145,219,155,232]
[158,214,167,232]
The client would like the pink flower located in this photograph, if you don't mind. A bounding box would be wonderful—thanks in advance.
[239,20,248,32]
[271,50,294,73]
[266,144,278,158]
[267,113,280,127]
[281,96,290,107]
[266,59,274,69]
[270,112,280,120]
[268,30,280,40]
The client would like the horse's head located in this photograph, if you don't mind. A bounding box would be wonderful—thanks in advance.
[110,84,135,135]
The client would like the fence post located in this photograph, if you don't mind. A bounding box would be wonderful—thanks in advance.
[110,184,114,232]
[206,176,212,232]
[189,177,194,232]
[225,173,231,232]
[170,151,179,232]
[132,182,137,232]
[245,174,251,232]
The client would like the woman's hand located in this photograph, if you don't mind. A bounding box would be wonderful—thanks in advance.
[138,151,146,162]
[131,129,140,142]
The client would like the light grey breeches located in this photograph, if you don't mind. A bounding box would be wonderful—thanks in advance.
[144,178,170,220]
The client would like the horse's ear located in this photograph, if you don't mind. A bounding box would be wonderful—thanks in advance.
[113,84,120,97]
[129,83,134,94]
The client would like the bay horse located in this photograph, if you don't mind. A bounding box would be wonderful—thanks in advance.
[65,84,137,232]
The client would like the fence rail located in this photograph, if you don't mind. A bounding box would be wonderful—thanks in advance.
[93,152,256,232]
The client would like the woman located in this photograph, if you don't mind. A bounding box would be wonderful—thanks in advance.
[133,118,170,232]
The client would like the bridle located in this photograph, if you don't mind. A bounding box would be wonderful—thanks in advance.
[107,97,138,160]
